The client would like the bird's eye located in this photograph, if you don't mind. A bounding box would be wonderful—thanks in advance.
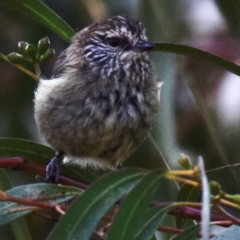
[106,37,121,48]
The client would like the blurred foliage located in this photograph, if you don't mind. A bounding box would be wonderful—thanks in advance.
[1,0,240,239]
[215,0,240,36]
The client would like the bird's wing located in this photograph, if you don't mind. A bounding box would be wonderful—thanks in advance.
[52,49,67,78]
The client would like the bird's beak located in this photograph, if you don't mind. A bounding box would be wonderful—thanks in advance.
[132,40,155,52]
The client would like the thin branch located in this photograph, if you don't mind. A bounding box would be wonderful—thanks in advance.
[158,225,215,238]
[0,53,39,82]
[206,163,240,176]
[214,204,240,225]
[34,63,42,78]
[168,206,231,226]
[220,198,240,210]
[0,157,88,189]
[158,225,183,234]
[0,191,66,214]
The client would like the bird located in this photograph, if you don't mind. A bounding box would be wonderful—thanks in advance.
[34,15,160,182]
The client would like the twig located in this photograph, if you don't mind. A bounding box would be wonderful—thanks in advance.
[168,206,231,226]
[0,53,39,82]
[0,157,88,189]
[0,191,66,214]
[214,203,240,225]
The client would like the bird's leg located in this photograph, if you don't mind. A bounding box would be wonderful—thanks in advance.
[44,152,64,183]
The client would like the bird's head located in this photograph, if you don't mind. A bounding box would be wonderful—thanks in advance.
[66,15,154,79]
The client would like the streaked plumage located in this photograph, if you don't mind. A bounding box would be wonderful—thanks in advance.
[34,15,160,169]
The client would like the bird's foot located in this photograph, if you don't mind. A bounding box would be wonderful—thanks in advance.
[44,152,64,183]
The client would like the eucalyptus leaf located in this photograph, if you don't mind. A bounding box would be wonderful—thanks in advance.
[171,224,200,240]
[0,169,32,240]
[46,168,145,240]
[153,43,240,77]
[135,204,173,240]
[0,0,75,42]
[0,183,82,226]
[175,183,200,228]
[107,169,165,240]
[10,219,32,240]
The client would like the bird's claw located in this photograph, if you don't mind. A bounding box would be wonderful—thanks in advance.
[44,152,63,183]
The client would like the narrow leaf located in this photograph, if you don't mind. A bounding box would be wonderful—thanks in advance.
[0,169,12,190]
[175,184,200,228]
[135,204,173,240]
[9,219,32,240]
[1,0,75,42]
[46,168,145,240]
[172,224,200,240]
[107,169,164,240]
[153,43,240,77]
[0,183,82,226]
[0,169,32,240]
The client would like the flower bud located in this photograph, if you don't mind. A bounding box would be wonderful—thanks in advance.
[39,48,55,63]
[18,41,29,55]
[178,153,192,170]
[37,37,50,56]
[25,43,37,61]
[210,181,221,196]
[7,52,31,64]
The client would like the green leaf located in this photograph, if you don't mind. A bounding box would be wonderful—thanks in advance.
[46,168,145,240]
[7,183,82,202]
[0,169,12,190]
[0,137,54,162]
[172,224,200,240]
[9,218,32,240]
[0,169,32,240]
[0,0,75,42]
[178,154,192,170]
[135,204,173,240]
[107,169,164,240]
[0,137,100,183]
[0,183,82,226]
[153,43,240,77]
[175,184,200,228]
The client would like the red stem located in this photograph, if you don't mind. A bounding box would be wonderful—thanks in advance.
[169,206,228,224]
[0,157,88,189]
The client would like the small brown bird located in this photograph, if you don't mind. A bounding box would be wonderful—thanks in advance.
[34,15,160,182]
